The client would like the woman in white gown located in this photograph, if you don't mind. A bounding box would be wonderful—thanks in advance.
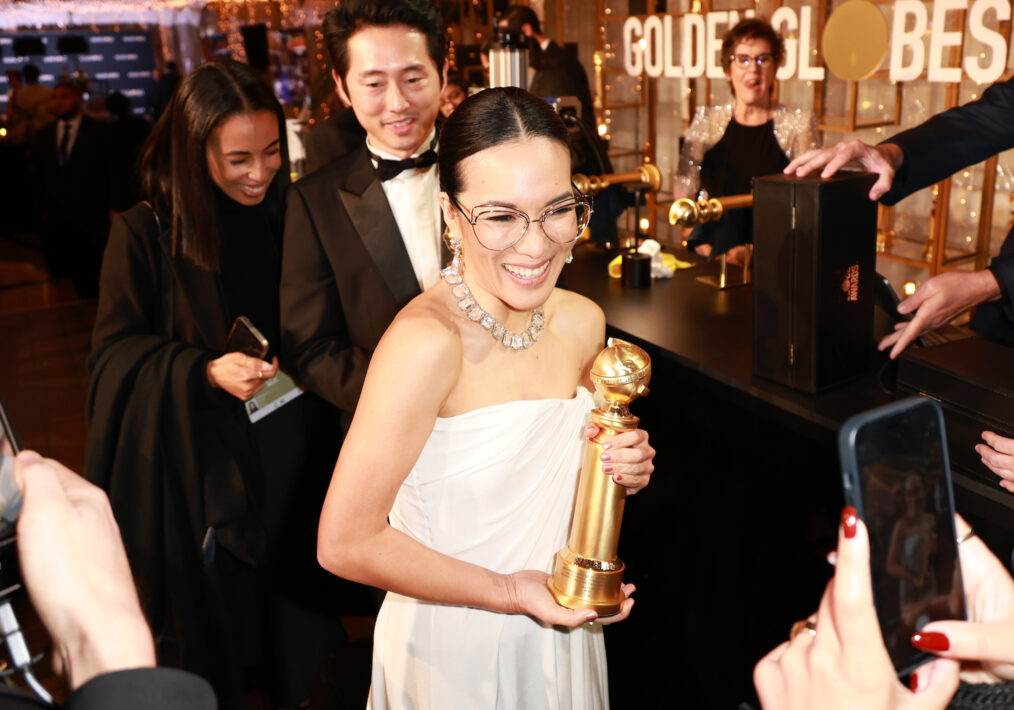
[317,87,655,710]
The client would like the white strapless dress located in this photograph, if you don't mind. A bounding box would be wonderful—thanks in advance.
[367,386,608,710]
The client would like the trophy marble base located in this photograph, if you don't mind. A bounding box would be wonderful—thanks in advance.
[548,548,625,616]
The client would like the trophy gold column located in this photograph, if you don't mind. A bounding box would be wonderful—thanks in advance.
[548,338,651,615]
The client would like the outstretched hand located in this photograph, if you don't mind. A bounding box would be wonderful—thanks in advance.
[584,424,654,495]
[877,271,1001,359]
[783,140,904,200]
[504,570,635,627]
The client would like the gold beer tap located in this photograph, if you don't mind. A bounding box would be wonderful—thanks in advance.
[572,164,662,196]
[667,193,753,227]
[668,192,754,290]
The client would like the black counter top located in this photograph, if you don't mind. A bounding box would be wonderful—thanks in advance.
[565,244,892,435]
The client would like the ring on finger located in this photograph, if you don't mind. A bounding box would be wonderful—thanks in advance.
[789,618,817,640]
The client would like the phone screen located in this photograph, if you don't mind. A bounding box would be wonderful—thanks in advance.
[843,398,965,676]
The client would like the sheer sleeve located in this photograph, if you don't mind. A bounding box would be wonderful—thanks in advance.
[674,107,710,200]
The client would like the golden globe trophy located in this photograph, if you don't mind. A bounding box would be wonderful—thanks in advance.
[548,337,651,615]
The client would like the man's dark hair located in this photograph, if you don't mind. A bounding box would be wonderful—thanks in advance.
[23,64,40,83]
[139,60,290,272]
[439,87,568,199]
[720,17,785,73]
[322,0,447,89]
[501,6,542,36]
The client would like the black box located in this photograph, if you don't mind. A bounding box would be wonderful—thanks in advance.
[752,172,878,393]
[897,338,1014,496]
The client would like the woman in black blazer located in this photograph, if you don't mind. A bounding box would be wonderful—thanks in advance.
[85,60,341,710]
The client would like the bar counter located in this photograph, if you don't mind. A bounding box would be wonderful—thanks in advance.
[564,245,901,708]
[565,243,894,435]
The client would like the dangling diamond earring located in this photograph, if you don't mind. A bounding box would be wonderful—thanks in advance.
[565,253,574,264]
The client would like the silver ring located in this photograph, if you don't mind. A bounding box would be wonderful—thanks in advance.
[957,527,976,545]
[789,618,817,640]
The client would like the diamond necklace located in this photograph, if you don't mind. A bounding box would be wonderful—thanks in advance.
[440,255,545,351]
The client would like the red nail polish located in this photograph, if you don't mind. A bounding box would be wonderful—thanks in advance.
[603,465,614,473]
[909,672,918,691]
[614,474,622,482]
[911,631,950,651]
[841,506,858,539]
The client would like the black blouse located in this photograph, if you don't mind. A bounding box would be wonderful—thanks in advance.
[690,117,789,257]
[214,187,281,360]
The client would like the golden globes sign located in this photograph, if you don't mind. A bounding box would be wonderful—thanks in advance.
[622,0,1011,84]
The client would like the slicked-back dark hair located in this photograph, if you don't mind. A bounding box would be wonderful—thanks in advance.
[438,87,569,199]
[138,60,289,272]
[323,0,447,90]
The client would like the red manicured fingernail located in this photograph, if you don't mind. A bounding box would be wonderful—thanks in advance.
[909,672,919,691]
[614,474,622,482]
[911,631,950,651]
[603,465,614,473]
[841,506,858,539]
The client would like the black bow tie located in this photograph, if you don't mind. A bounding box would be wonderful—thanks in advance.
[372,149,437,181]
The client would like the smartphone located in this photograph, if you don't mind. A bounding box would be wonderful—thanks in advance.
[873,273,927,348]
[838,396,966,678]
[0,396,22,598]
[225,316,269,359]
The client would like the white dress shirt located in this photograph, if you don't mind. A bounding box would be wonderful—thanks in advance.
[367,131,442,291]
[56,112,83,161]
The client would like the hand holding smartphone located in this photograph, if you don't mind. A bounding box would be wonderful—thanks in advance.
[838,396,966,678]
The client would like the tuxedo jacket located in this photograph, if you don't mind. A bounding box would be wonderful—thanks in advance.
[280,141,423,428]
[302,108,366,176]
[31,113,111,229]
[880,77,1014,344]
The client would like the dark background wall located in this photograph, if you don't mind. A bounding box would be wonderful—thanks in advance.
[1,30,155,116]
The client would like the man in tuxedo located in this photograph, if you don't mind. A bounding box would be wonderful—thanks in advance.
[785,77,1014,492]
[31,81,111,298]
[784,76,1014,358]
[499,5,595,128]
[280,0,447,430]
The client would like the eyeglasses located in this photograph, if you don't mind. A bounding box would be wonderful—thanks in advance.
[730,53,775,69]
[449,192,593,251]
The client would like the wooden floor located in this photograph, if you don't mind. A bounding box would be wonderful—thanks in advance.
[0,233,93,472]
[0,232,91,702]
[0,232,373,708]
